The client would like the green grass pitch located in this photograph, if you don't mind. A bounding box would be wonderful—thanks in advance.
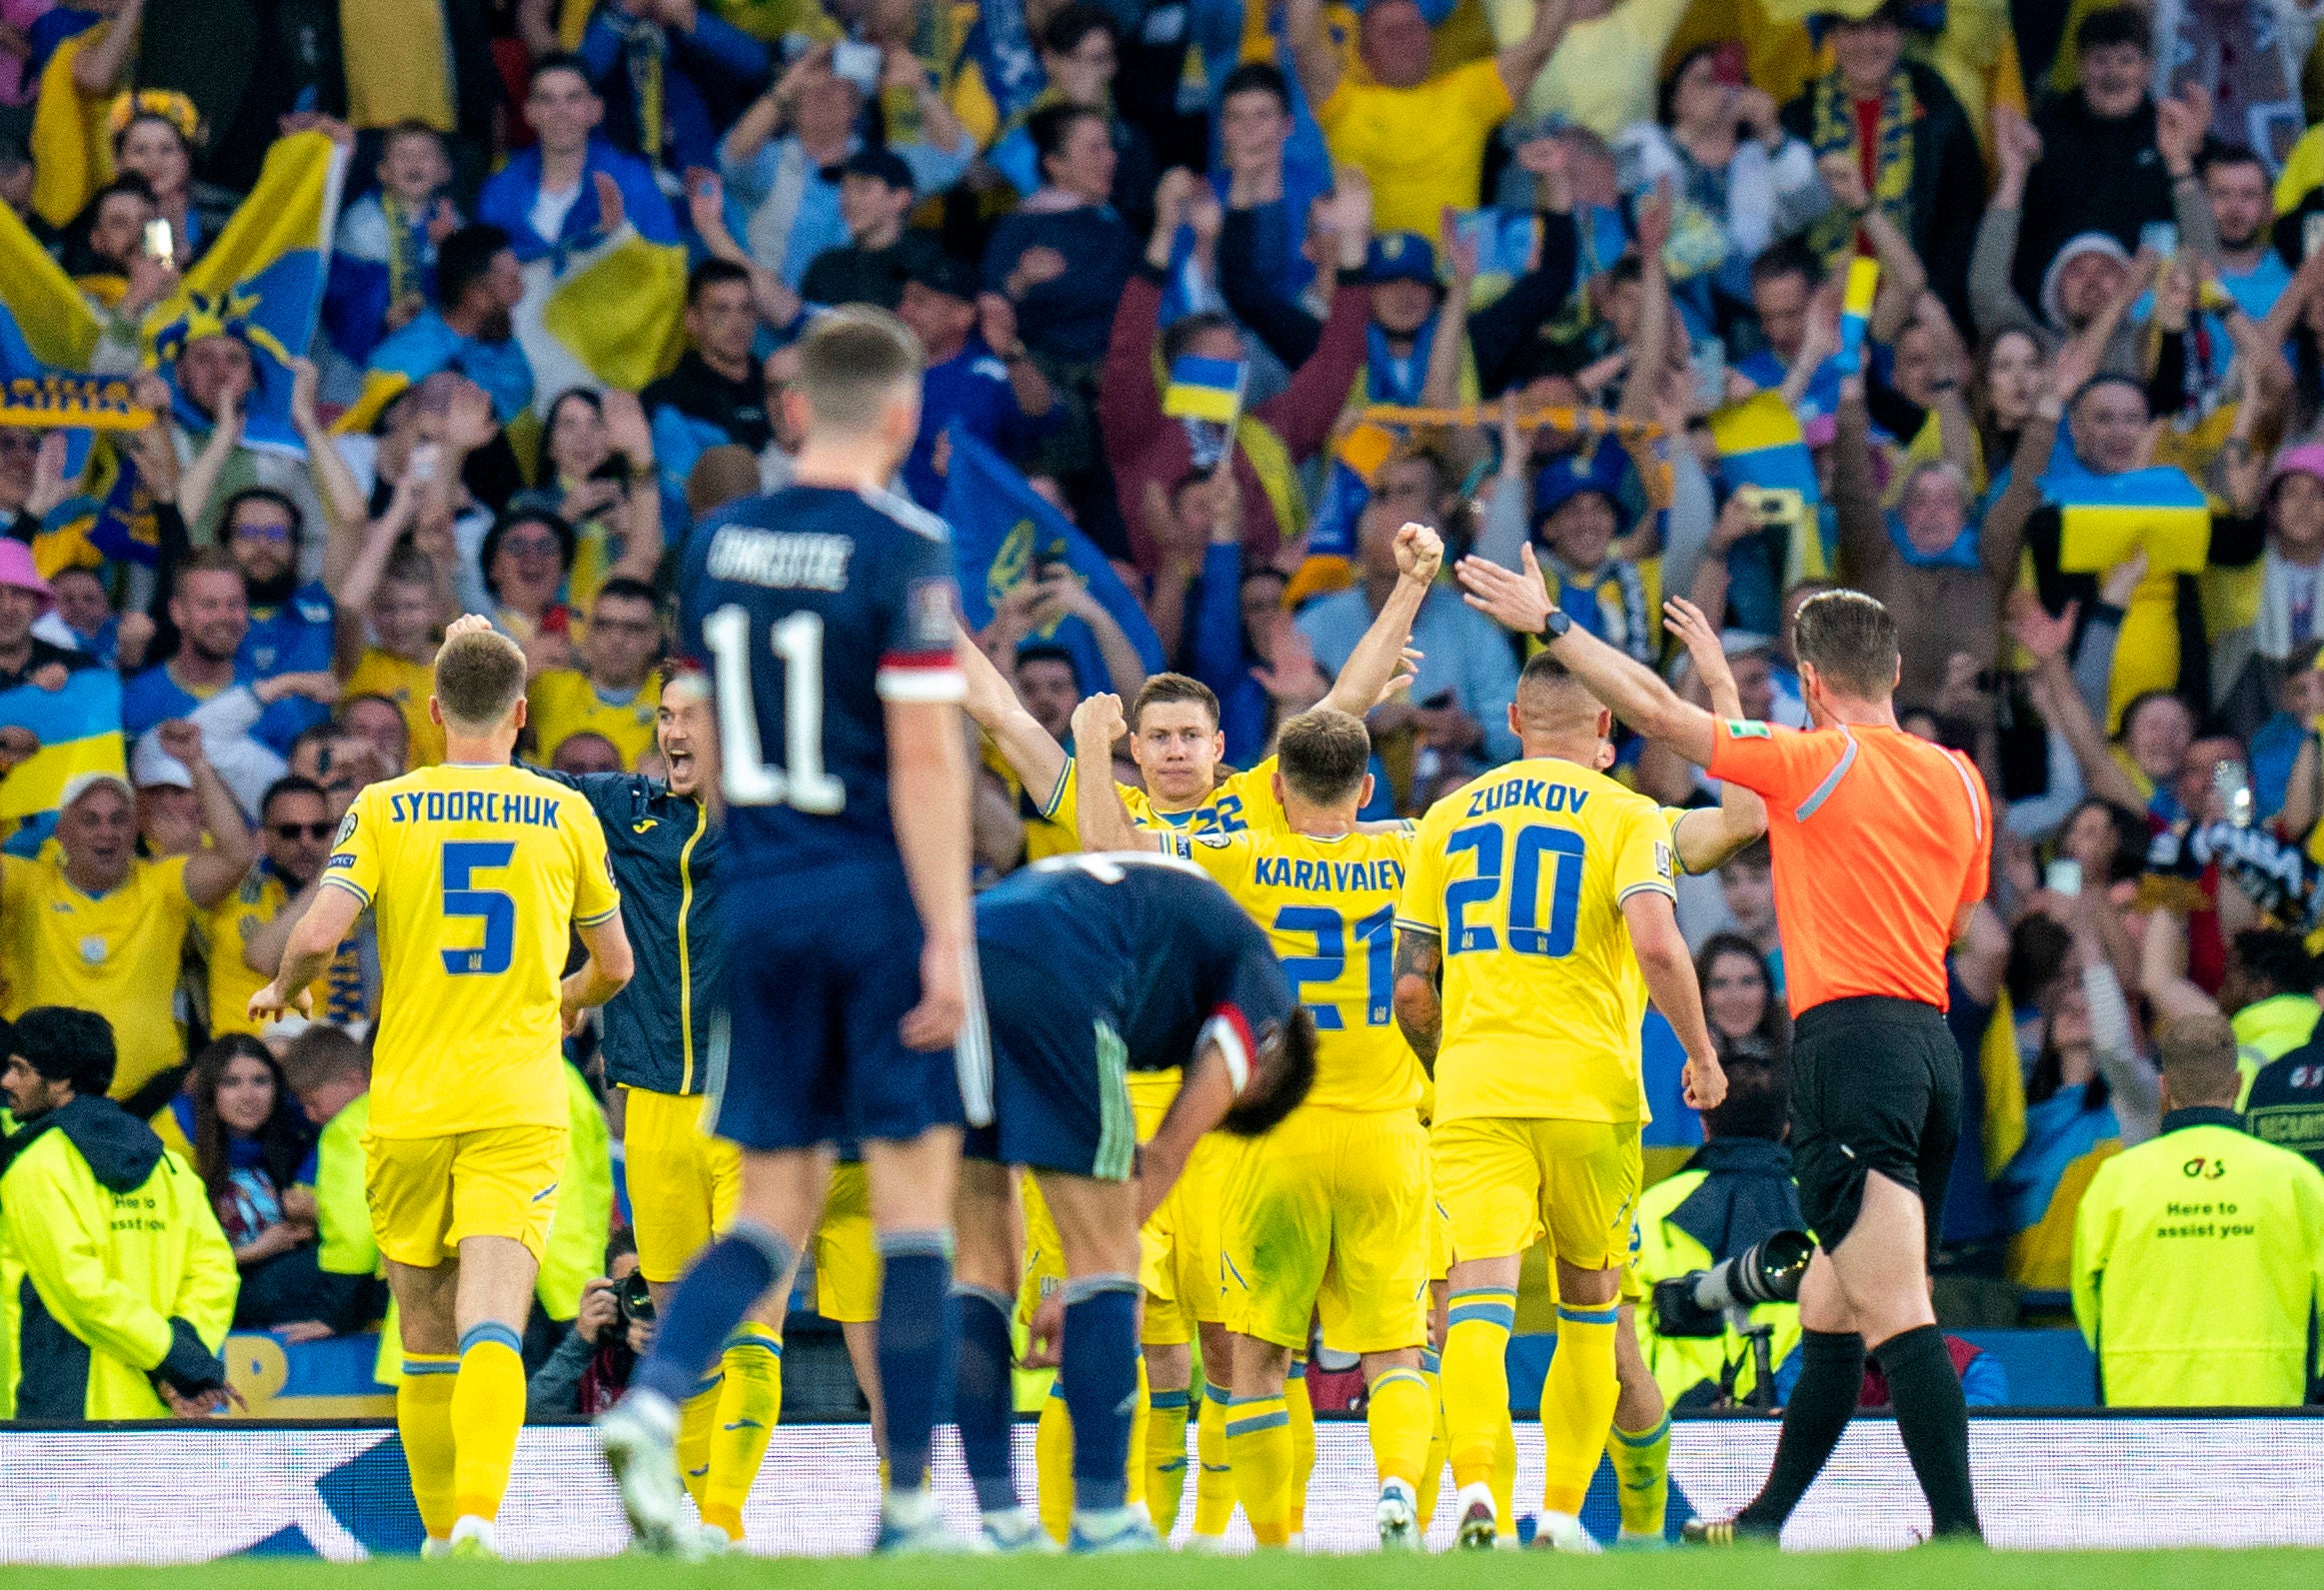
[13,1547,2324,1590]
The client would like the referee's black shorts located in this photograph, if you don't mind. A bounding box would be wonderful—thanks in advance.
[1789,994,1961,1254]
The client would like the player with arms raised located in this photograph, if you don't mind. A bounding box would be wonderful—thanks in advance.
[1458,549,1989,1543]
[251,616,634,1560]
[600,306,981,1556]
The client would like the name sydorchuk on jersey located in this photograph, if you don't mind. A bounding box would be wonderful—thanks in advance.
[383,790,566,827]
[704,526,854,591]
[1465,774,1594,817]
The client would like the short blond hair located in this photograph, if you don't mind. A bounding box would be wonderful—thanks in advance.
[434,627,528,731]
[795,306,924,431]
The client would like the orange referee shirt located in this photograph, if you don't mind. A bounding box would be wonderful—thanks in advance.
[1707,719,1990,1018]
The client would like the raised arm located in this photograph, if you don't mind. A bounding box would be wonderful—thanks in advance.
[955,617,1070,811]
[2010,593,2147,812]
[1456,545,1718,766]
[1661,597,1767,871]
[1318,522,1440,718]
[1495,0,1573,104]
[171,726,255,908]
[1282,0,1341,112]
[1070,693,1160,854]
[2139,905,2221,1025]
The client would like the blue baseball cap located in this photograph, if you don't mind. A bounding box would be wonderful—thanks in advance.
[1531,438,1636,534]
[1363,232,1439,287]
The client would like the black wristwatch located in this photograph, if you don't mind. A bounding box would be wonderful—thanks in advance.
[1540,608,1572,642]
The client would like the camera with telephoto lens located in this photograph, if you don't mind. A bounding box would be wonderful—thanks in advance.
[1650,1230,1813,1340]
[616,1270,657,1327]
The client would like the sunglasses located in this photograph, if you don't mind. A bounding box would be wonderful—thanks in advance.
[270,821,335,840]
[235,522,295,544]
[502,535,562,558]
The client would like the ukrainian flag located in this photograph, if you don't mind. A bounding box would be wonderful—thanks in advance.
[147,130,348,455]
[0,192,153,434]
[1162,356,1248,425]
[1708,390,1828,580]
[2044,465,2211,575]
[0,667,126,823]
[522,222,691,408]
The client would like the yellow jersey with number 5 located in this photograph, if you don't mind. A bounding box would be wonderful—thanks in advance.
[1166,822,1420,1114]
[321,762,621,1138]
[1396,759,1674,1126]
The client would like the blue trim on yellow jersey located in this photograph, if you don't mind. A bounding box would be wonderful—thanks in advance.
[318,874,372,907]
[576,905,621,927]
[1556,1303,1619,1326]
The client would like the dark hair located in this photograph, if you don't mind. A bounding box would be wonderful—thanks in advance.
[2064,796,2149,885]
[2114,688,2192,745]
[258,774,329,824]
[189,1034,312,1219]
[2233,927,2320,996]
[606,1226,640,1269]
[1790,589,1899,700]
[594,576,661,613]
[1694,931,1789,1064]
[1218,61,1290,115]
[2075,4,2152,57]
[1700,1053,1790,1141]
[1162,309,1235,366]
[1029,102,1107,182]
[1040,3,1118,57]
[2006,912,2073,1011]
[113,110,192,161]
[1220,1006,1317,1135]
[686,256,753,307]
[481,503,578,595]
[1276,709,1372,805]
[1130,673,1221,735]
[2028,977,2111,1110]
[221,486,304,545]
[12,1006,116,1097]
[1656,45,1721,128]
[171,545,244,600]
[1749,238,1823,293]
[437,223,513,311]
[2199,142,2269,182]
[529,50,596,94]
[380,119,445,159]
[62,175,159,275]
[1014,642,1081,686]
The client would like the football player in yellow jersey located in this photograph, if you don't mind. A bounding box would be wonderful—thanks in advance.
[1076,695,1436,1551]
[251,617,635,1559]
[1392,648,1727,1554]
[956,520,1437,1539]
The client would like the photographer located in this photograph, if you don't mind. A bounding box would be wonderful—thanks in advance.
[528,1232,653,1420]
[1632,1054,1804,1408]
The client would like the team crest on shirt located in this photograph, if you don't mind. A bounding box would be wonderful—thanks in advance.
[336,809,359,846]
[907,578,955,647]
[78,935,107,964]
[1654,841,1672,880]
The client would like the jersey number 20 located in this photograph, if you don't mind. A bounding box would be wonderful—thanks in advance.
[705,605,847,812]
[1443,822,1584,957]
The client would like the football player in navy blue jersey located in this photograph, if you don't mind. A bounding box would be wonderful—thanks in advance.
[602,307,988,1556]
[951,852,1316,1552]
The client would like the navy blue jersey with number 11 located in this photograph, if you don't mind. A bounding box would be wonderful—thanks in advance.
[679,484,965,877]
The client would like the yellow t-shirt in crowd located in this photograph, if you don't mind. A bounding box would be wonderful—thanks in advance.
[322,762,620,1138]
[1172,821,1423,1115]
[528,670,662,770]
[1314,58,1515,239]
[0,852,197,1100]
[202,866,364,1036]
[1396,758,1674,1124]
[345,646,445,768]
[1497,0,1690,132]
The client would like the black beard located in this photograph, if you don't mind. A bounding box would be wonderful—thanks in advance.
[477,308,515,344]
[2220,226,2263,254]
[245,568,298,607]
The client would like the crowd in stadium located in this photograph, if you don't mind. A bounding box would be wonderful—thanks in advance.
[3,0,2324,1456]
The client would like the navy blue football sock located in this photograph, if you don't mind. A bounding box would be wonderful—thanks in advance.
[1061,1274,1141,1513]
[877,1230,957,1493]
[953,1283,1020,1514]
[632,1220,792,1409]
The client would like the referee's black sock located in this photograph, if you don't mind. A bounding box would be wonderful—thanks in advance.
[1875,1324,1983,1540]
[1733,1328,1863,1531]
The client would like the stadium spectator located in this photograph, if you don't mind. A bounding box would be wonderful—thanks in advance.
[324,121,461,368]
[578,0,771,184]
[2072,1012,2324,1405]
[123,551,331,760]
[642,260,772,495]
[527,1231,648,1419]
[799,149,940,313]
[527,578,666,771]
[475,501,579,669]
[367,222,536,426]
[893,251,1058,511]
[0,1006,238,1419]
[988,5,1157,231]
[0,540,101,689]
[221,487,336,744]
[1696,932,1788,1066]
[181,1034,327,1333]
[0,734,251,1104]
[478,52,680,264]
[986,103,1140,370]
[206,775,344,1038]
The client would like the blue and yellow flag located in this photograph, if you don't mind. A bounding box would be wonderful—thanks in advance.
[0,667,127,823]
[1708,390,1828,580]
[943,426,1164,690]
[148,130,348,454]
[2042,465,2212,575]
[1162,356,1248,425]
[537,225,690,398]
[0,192,151,432]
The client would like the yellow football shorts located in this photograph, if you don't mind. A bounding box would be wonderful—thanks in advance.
[623,1086,741,1284]
[1140,1132,1240,1345]
[1430,1116,1640,1272]
[366,1124,566,1268]
[1223,1105,1427,1354]
[815,1161,880,1324]
[1428,1188,1452,1283]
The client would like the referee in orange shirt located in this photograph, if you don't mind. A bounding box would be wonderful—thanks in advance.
[1458,558,1989,1544]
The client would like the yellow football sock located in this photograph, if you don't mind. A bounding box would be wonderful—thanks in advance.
[1539,1304,1619,1516]
[1145,1386,1191,1535]
[1608,1413,1671,1539]
[1440,1289,1515,1496]
[702,1324,783,1542]
[396,1352,459,1541]
[1415,1351,1446,1533]
[1285,1359,1313,1535]
[1365,1366,1433,1494]
[1191,1381,1235,1536]
[1223,1394,1291,1546]
[1036,1383,1074,1544]
[1493,1404,1516,1535]
[449,1326,527,1524]
[677,1373,720,1507]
